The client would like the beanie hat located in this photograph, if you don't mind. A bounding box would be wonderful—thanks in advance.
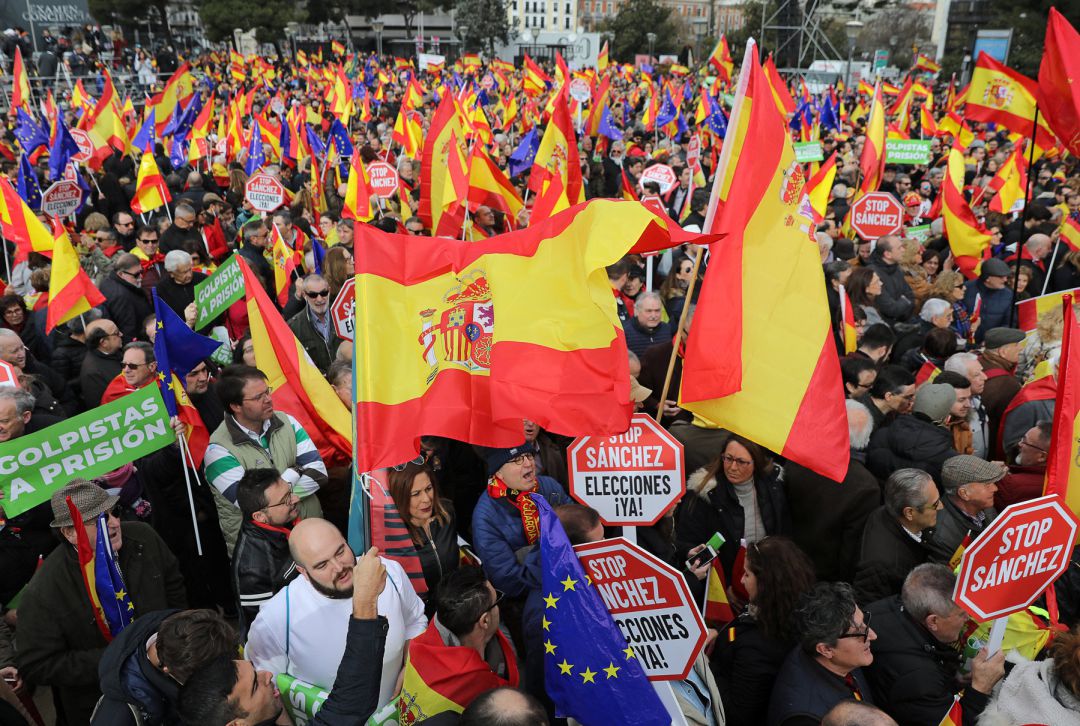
[483,442,537,477]
[913,383,956,424]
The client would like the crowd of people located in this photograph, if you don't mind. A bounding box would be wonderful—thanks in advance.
[0,35,1079,726]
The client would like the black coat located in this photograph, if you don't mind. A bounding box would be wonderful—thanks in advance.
[675,465,791,580]
[869,255,915,325]
[287,306,341,374]
[768,647,875,726]
[80,347,123,409]
[52,330,88,407]
[784,459,881,583]
[866,413,959,483]
[852,506,931,605]
[712,614,791,726]
[155,272,208,321]
[233,520,297,636]
[237,244,274,300]
[158,224,201,256]
[864,595,990,726]
[622,316,674,359]
[91,609,182,726]
[100,272,153,342]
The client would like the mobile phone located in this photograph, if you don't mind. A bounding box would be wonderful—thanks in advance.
[685,532,725,570]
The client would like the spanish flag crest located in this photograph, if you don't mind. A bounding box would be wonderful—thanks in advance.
[419,271,495,382]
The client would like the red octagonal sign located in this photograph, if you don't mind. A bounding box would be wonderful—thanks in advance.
[574,537,707,681]
[330,277,355,342]
[850,191,904,240]
[245,173,286,213]
[568,413,685,526]
[955,494,1078,622]
[640,164,678,195]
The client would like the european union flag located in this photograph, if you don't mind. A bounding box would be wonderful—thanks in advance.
[48,114,81,182]
[14,108,48,154]
[656,90,678,128]
[245,121,265,176]
[327,118,354,162]
[132,113,155,153]
[598,106,623,142]
[305,123,326,159]
[17,153,42,211]
[537,497,669,725]
[509,127,540,178]
[820,98,840,132]
[153,289,222,390]
[705,98,728,139]
[311,237,326,275]
[93,512,134,637]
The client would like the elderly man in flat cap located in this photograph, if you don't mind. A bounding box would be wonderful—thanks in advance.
[926,455,1007,563]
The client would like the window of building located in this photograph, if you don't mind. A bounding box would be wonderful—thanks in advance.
[564,16,570,28]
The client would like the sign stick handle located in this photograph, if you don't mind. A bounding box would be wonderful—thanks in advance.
[1040,239,1062,297]
[177,433,204,557]
[655,245,704,422]
[1,237,10,284]
[986,617,1008,656]
[645,255,653,293]
[623,525,637,545]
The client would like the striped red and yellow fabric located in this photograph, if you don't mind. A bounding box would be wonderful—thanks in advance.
[806,152,837,224]
[704,559,735,624]
[1043,295,1080,518]
[419,95,467,232]
[1038,9,1080,158]
[1061,216,1080,252]
[239,257,352,465]
[680,41,849,482]
[0,177,53,260]
[11,47,30,111]
[47,218,105,333]
[942,146,992,278]
[467,145,523,220]
[915,360,942,387]
[131,149,171,215]
[353,199,710,473]
[937,696,962,726]
[1016,287,1080,331]
[840,284,857,354]
[859,82,887,196]
[965,52,1057,147]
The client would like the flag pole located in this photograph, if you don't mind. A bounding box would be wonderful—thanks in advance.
[1041,237,1062,297]
[176,430,204,556]
[1011,109,1041,327]
[655,244,704,422]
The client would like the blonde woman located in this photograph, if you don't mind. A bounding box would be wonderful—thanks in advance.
[899,239,932,310]
[929,271,978,346]
[1015,303,1080,383]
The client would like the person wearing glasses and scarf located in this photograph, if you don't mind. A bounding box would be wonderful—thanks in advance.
[675,433,791,611]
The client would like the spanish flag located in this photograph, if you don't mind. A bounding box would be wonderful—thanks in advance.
[271,224,299,307]
[467,144,523,219]
[238,257,352,465]
[942,146,992,278]
[987,146,1028,214]
[1016,288,1080,332]
[11,47,31,111]
[597,41,610,72]
[66,499,133,642]
[46,217,105,333]
[708,35,734,83]
[523,54,550,96]
[839,284,857,354]
[341,150,375,222]
[704,559,735,624]
[1038,8,1080,159]
[419,94,467,232]
[763,54,796,116]
[1043,296,1080,538]
[148,62,195,135]
[915,360,942,387]
[859,82,887,196]
[0,177,53,260]
[1062,217,1080,253]
[680,41,849,482]
[937,696,962,726]
[914,54,942,74]
[528,85,585,220]
[805,151,836,223]
[965,52,1056,147]
[131,148,171,214]
[353,199,709,473]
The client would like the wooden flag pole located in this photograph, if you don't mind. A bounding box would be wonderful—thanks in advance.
[654,244,704,422]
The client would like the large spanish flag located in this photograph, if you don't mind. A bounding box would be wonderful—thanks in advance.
[528,85,585,220]
[942,146,992,278]
[238,257,352,465]
[1016,287,1080,332]
[354,199,712,473]
[679,41,849,482]
[1043,295,1080,517]
[47,218,105,333]
[1038,9,1080,158]
[419,94,467,232]
[859,82,887,196]
[965,52,1056,147]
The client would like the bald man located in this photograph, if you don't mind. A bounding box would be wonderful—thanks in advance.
[245,519,426,707]
[80,319,125,409]
[821,701,898,726]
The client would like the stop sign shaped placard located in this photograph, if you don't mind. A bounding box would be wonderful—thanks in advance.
[850,191,904,240]
[245,173,286,213]
[640,164,678,195]
[955,494,1079,621]
[330,277,355,342]
[568,413,684,526]
[574,537,707,680]
[69,128,94,163]
[366,162,399,199]
[41,180,83,218]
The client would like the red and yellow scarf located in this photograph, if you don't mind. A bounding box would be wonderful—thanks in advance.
[487,476,540,545]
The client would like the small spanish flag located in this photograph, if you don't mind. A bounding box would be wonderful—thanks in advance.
[840,284,857,354]
[1062,216,1080,252]
[937,695,962,726]
[915,360,942,387]
[704,558,735,625]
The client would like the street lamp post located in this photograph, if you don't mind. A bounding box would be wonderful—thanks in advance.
[459,24,469,54]
[372,19,384,56]
[844,20,863,88]
[646,31,656,61]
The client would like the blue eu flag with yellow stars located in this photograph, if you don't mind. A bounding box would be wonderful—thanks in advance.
[537,497,668,725]
[93,512,134,636]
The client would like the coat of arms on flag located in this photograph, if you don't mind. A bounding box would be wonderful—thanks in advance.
[418,271,494,382]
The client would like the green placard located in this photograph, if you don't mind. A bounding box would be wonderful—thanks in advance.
[886,139,933,165]
[873,49,889,71]
[276,673,329,725]
[794,142,824,163]
[194,254,244,330]
[0,386,175,518]
[905,224,932,241]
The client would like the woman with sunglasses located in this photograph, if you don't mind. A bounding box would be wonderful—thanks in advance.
[711,537,816,726]
[675,434,791,611]
[386,459,460,615]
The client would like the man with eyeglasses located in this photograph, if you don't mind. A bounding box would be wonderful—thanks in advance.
[232,468,301,636]
[238,220,275,299]
[130,224,165,290]
[184,360,225,433]
[976,327,1025,455]
[101,342,158,404]
[995,420,1051,510]
[864,564,1004,726]
[853,469,942,605]
[160,202,202,255]
[287,274,342,374]
[398,567,520,723]
[769,582,877,725]
[100,252,154,342]
[16,479,187,725]
[204,365,327,555]
[245,519,426,710]
[0,328,72,416]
